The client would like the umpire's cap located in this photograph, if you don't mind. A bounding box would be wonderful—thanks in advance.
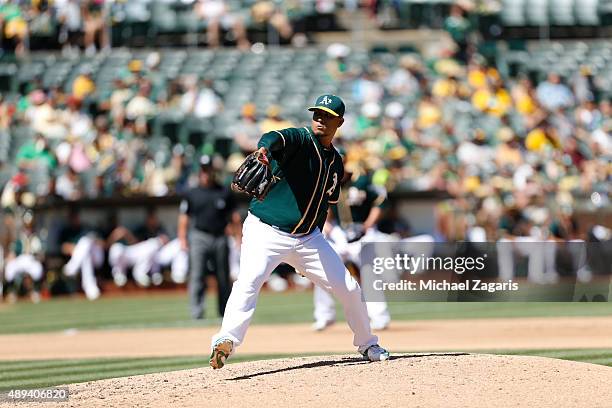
[199,155,214,171]
[308,94,345,117]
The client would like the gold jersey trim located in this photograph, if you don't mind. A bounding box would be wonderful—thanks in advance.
[306,155,335,233]
[291,128,322,234]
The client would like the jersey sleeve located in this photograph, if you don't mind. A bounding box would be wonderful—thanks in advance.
[257,127,304,162]
[371,184,389,209]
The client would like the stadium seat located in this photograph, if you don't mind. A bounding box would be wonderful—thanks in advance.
[501,0,526,26]
[575,0,601,25]
[525,0,549,26]
[0,63,17,92]
[550,0,576,25]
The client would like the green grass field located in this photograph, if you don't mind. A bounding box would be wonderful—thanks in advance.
[1,291,612,391]
[1,349,612,391]
[2,291,612,334]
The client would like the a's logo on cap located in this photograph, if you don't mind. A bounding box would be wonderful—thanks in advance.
[320,96,332,105]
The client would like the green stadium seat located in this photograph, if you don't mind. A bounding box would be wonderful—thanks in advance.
[551,0,576,26]
[525,0,549,26]
[0,63,17,92]
[150,2,178,34]
[575,0,601,25]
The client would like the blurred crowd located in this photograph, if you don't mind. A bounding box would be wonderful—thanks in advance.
[0,0,349,56]
[0,1,610,302]
[0,0,110,57]
[0,40,610,239]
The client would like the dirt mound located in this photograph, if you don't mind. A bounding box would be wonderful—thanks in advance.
[47,353,611,408]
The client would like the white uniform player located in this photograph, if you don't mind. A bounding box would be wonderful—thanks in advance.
[5,211,44,303]
[109,236,169,287]
[154,238,189,284]
[60,210,103,301]
[315,220,394,331]
[109,209,174,287]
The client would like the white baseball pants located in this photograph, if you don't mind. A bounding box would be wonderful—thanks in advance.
[109,238,163,286]
[212,213,378,351]
[314,225,392,329]
[63,235,103,299]
[5,254,44,282]
[497,237,558,284]
[154,238,189,284]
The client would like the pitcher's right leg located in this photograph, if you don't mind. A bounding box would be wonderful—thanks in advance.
[210,214,292,367]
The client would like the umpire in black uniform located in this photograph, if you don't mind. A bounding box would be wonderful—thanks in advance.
[178,155,238,320]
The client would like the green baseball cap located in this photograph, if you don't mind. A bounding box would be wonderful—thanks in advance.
[308,94,345,117]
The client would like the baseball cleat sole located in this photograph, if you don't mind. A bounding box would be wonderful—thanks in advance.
[209,339,233,370]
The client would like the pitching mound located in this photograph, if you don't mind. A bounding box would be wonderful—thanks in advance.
[53,353,611,408]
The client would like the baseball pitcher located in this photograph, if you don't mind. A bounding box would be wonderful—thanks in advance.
[209,95,390,369]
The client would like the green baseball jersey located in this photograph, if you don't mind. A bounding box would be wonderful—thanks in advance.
[12,232,43,256]
[339,174,388,224]
[250,126,344,235]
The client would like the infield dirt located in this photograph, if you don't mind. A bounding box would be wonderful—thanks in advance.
[32,353,612,408]
[2,316,612,360]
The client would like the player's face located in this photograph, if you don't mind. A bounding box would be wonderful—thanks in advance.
[311,110,344,137]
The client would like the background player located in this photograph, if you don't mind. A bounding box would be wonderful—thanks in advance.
[107,210,170,288]
[59,208,104,300]
[209,94,390,369]
[178,155,239,320]
[4,211,44,303]
[314,162,392,331]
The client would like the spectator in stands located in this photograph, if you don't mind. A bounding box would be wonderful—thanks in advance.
[195,0,250,50]
[0,0,28,57]
[416,92,442,130]
[353,69,384,104]
[56,0,83,57]
[444,2,474,64]
[572,65,599,104]
[15,133,58,174]
[25,90,67,140]
[72,69,96,102]
[1,169,29,211]
[525,120,561,152]
[457,129,494,170]
[259,104,293,133]
[232,103,261,154]
[28,0,55,42]
[125,81,156,123]
[386,54,422,97]
[536,73,574,111]
[251,1,293,44]
[471,76,512,117]
[180,76,222,119]
[0,93,13,130]
[494,127,523,169]
[61,96,93,141]
[109,77,132,126]
[510,76,542,130]
[82,0,109,56]
[56,167,83,201]
[163,145,191,195]
[325,43,351,81]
